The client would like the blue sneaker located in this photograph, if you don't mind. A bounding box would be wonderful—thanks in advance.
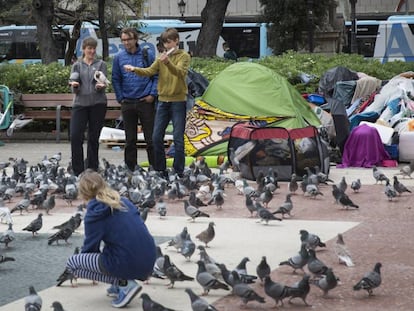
[111,280,142,308]
[106,284,119,298]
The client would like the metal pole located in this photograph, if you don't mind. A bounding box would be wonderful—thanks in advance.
[350,0,358,54]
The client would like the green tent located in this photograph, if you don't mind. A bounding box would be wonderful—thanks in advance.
[184,62,321,156]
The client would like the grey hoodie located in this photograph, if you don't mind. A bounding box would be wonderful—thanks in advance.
[70,59,108,107]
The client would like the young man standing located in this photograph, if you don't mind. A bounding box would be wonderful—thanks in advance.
[112,28,158,171]
[124,28,191,178]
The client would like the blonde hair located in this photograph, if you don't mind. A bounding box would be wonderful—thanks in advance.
[79,169,123,210]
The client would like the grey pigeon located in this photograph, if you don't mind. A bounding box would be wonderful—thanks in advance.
[56,267,77,287]
[264,275,290,307]
[217,263,239,287]
[231,271,266,306]
[51,301,65,311]
[189,191,208,208]
[305,183,324,198]
[393,175,412,195]
[272,193,293,218]
[180,233,196,261]
[24,286,42,311]
[0,253,15,264]
[185,288,218,311]
[167,226,188,252]
[350,179,361,192]
[163,254,194,288]
[197,245,218,265]
[285,274,311,306]
[156,198,167,218]
[22,213,43,236]
[0,223,15,248]
[373,165,389,184]
[279,243,309,273]
[195,221,215,247]
[140,293,177,311]
[256,204,282,224]
[338,176,348,193]
[183,200,210,221]
[256,255,271,284]
[233,257,258,283]
[300,229,326,250]
[196,260,229,295]
[384,180,397,201]
[41,194,56,214]
[10,191,31,214]
[396,161,414,179]
[353,262,382,296]
[259,187,273,208]
[48,226,73,245]
[307,249,328,276]
[151,246,166,280]
[244,193,258,217]
[334,233,354,267]
[332,184,344,204]
[288,173,299,194]
[338,192,359,209]
[310,267,339,296]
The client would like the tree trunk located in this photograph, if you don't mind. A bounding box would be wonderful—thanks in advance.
[65,20,82,66]
[98,0,109,60]
[194,0,231,57]
[32,0,60,64]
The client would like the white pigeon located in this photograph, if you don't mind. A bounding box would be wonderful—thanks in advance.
[94,70,111,86]
[334,233,354,267]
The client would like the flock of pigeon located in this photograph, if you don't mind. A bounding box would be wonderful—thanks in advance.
[0,153,413,310]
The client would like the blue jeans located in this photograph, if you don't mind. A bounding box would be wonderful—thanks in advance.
[152,101,186,174]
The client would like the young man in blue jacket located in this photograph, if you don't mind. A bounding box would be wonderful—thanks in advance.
[112,28,158,171]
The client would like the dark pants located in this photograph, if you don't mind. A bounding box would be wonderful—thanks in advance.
[152,101,186,175]
[70,104,107,176]
[121,99,155,170]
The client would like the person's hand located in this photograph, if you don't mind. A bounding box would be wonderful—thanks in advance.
[158,52,170,64]
[95,83,105,90]
[69,81,79,87]
[124,64,135,72]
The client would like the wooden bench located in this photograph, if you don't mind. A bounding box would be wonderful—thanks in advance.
[19,93,120,143]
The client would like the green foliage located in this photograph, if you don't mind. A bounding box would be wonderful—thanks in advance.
[0,52,413,96]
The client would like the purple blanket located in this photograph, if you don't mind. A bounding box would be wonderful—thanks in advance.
[339,124,390,168]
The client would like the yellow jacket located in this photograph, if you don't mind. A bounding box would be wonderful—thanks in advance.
[132,49,191,102]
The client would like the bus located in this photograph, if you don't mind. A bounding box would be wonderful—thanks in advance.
[0,20,271,64]
[344,15,414,63]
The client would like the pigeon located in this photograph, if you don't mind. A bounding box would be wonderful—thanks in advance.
[197,245,219,265]
[56,267,77,287]
[151,246,166,280]
[24,286,42,311]
[337,191,359,209]
[256,204,282,224]
[195,221,215,247]
[310,267,339,296]
[384,180,397,201]
[233,257,258,283]
[0,253,15,264]
[0,223,15,248]
[48,226,73,245]
[140,293,177,311]
[196,260,229,295]
[279,243,309,273]
[338,176,348,193]
[396,161,414,179]
[300,229,326,250]
[244,193,258,217]
[285,274,311,306]
[183,200,210,221]
[231,271,266,305]
[334,233,354,267]
[373,165,389,184]
[288,173,299,194]
[305,183,324,198]
[156,198,167,218]
[264,275,290,307]
[307,249,329,276]
[0,206,13,224]
[22,213,43,236]
[163,254,194,288]
[167,226,188,252]
[353,262,382,296]
[189,191,208,208]
[350,179,361,192]
[272,193,293,218]
[259,187,273,208]
[10,191,31,214]
[51,301,65,311]
[94,70,111,86]
[185,288,218,311]
[393,175,412,195]
[256,256,271,284]
[180,233,196,261]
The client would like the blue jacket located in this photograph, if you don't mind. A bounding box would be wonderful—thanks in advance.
[112,46,158,103]
[82,197,156,280]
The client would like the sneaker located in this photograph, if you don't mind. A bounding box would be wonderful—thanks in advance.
[111,280,142,308]
[106,284,119,298]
